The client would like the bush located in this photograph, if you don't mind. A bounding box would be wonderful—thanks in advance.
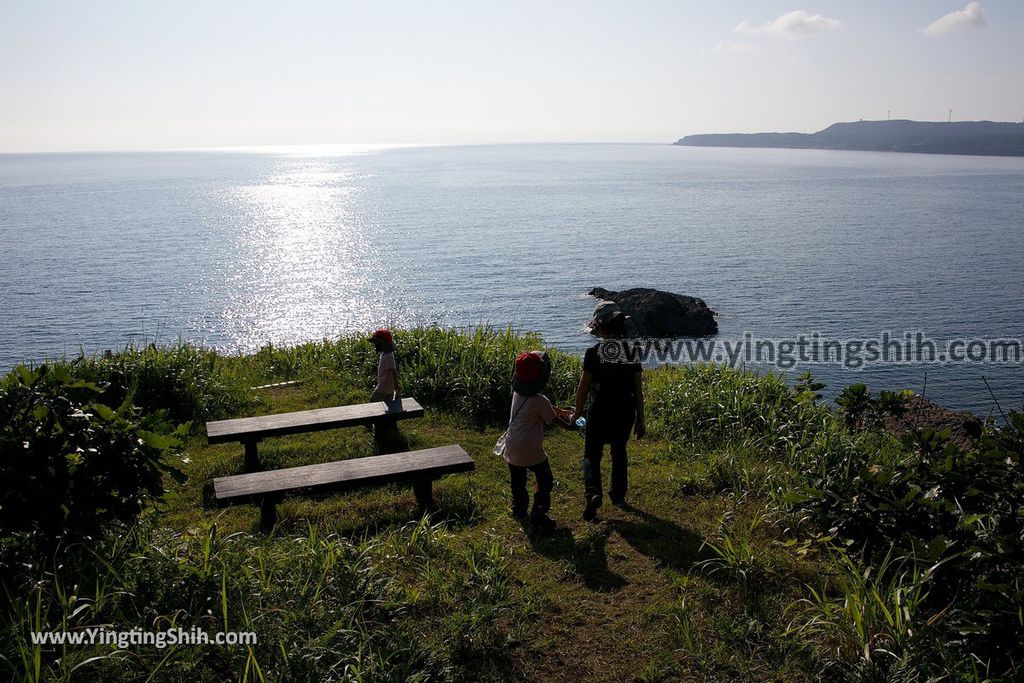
[78,343,250,424]
[0,364,189,573]
[2,343,251,427]
[791,405,1024,677]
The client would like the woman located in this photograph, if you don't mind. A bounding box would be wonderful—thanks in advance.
[570,301,645,521]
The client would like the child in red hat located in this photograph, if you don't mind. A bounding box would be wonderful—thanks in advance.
[503,351,574,531]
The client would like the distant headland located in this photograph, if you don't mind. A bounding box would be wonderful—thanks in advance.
[675,119,1024,157]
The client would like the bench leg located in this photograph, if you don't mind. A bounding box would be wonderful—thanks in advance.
[244,440,261,472]
[373,419,407,455]
[413,479,435,514]
[259,497,277,532]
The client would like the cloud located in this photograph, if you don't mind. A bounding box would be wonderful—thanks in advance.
[712,41,755,53]
[733,9,842,39]
[923,2,985,36]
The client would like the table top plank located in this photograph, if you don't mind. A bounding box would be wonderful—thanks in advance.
[206,397,423,444]
[213,445,474,502]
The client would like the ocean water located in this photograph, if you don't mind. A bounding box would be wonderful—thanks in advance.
[1,143,1022,414]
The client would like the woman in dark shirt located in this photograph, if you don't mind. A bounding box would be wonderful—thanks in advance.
[570,301,645,521]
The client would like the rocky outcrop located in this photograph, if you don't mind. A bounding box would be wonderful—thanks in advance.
[588,287,717,337]
[882,395,984,451]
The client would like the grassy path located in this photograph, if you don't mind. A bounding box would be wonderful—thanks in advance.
[160,382,818,681]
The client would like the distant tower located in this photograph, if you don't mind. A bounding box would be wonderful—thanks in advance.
[948,109,952,123]
[887,110,891,121]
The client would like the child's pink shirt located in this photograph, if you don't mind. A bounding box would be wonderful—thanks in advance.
[504,393,557,467]
[374,351,396,395]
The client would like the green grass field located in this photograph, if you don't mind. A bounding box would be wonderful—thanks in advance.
[2,328,1020,682]
[176,388,815,680]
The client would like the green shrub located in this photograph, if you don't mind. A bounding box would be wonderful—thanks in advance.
[835,383,913,429]
[4,343,251,427]
[0,364,189,572]
[81,343,250,424]
[791,407,1024,676]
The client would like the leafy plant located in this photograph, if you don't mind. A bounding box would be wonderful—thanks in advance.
[0,364,189,572]
[835,384,913,429]
[791,405,1024,676]
[696,511,764,601]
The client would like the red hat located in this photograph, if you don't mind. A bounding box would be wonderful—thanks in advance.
[514,352,543,383]
[513,351,551,396]
[369,328,393,346]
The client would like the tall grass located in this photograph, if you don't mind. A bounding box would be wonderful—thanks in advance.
[3,327,581,430]
[397,327,580,426]
[0,519,526,682]
[646,363,833,457]
[4,343,251,426]
[218,326,582,427]
[786,548,949,680]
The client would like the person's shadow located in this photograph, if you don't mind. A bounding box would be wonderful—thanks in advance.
[608,503,708,571]
[523,504,709,591]
[526,524,627,592]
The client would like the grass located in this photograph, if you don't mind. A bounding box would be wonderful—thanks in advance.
[1,327,1019,681]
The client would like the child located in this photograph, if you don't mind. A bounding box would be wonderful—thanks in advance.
[368,328,404,454]
[504,351,575,531]
[368,328,400,402]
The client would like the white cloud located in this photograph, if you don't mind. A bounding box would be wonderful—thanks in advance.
[712,41,755,53]
[923,2,985,36]
[733,9,842,39]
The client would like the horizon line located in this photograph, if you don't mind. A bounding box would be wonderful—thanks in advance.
[4,119,1021,156]
[0,140,680,156]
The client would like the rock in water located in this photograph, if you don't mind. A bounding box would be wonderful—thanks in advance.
[588,287,717,337]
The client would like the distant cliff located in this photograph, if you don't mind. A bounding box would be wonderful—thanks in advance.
[675,120,1024,157]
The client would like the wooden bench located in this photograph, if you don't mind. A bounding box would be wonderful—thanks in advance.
[212,445,475,529]
[206,397,424,470]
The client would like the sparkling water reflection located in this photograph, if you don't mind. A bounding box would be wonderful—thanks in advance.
[1,144,1021,414]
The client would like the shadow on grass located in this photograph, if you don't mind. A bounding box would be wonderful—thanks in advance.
[526,525,627,592]
[518,503,710,593]
[609,503,707,572]
[246,478,484,538]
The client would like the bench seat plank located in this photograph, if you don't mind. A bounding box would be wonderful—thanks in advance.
[213,445,474,503]
[206,397,423,444]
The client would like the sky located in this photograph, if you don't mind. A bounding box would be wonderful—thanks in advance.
[1,1,1022,152]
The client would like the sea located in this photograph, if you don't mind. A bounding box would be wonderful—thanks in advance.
[1,143,1022,415]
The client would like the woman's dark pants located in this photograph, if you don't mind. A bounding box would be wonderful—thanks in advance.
[508,459,554,521]
[583,424,631,504]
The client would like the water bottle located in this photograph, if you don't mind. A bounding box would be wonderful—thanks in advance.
[493,432,507,457]
[575,416,587,436]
